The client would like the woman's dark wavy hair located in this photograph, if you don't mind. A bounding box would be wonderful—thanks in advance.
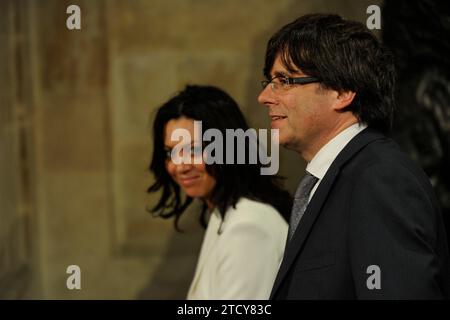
[148,85,292,230]
[264,13,396,133]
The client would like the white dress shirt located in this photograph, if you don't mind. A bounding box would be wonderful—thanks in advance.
[187,197,288,300]
[307,123,367,200]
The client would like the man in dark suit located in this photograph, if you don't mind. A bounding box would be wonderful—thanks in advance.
[258,13,450,299]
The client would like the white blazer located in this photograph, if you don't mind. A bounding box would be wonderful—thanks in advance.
[187,197,288,300]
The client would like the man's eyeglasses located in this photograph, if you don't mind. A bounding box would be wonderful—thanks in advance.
[261,76,320,92]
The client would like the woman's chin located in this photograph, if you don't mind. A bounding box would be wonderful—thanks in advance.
[183,188,203,199]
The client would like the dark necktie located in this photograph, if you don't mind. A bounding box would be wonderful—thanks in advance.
[288,171,319,242]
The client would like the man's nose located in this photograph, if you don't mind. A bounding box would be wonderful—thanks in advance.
[257,85,276,106]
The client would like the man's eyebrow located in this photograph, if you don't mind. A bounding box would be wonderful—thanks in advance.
[271,70,289,78]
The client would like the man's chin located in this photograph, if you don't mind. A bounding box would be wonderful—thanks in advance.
[278,136,290,148]
[279,138,299,152]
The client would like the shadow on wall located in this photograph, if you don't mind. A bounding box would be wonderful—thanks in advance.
[136,202,205,299]
[382,0,450,250]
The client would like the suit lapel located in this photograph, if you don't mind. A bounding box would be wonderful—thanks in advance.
[270,128,385,298]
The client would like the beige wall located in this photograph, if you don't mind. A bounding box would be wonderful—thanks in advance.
[0,0,381,299]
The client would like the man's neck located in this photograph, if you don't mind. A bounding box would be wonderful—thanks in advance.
[301,116,359,162]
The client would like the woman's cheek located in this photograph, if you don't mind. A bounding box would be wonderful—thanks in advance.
[165,161,176,180]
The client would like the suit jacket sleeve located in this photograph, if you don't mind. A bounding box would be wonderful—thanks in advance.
[348,162,446,298]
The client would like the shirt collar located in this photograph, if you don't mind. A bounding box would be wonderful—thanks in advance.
[306,122,367,180]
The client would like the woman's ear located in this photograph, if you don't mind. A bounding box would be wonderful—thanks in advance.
[334,90,356,111]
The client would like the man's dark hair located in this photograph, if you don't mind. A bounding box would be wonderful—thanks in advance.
[264,13,396,133]
[148,85,292,230]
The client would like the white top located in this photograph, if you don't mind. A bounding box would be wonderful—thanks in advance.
[187,197,288,300]
[307,123,367,200]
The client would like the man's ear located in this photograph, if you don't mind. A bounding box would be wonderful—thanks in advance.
[334,90,356,111]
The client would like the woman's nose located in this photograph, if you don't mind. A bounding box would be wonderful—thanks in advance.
[175,161,193,174]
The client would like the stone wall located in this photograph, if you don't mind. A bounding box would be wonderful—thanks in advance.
[0,0,40,299]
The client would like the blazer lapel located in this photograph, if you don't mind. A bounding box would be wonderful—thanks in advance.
[188,212,221,297]
[270,128,385,298]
